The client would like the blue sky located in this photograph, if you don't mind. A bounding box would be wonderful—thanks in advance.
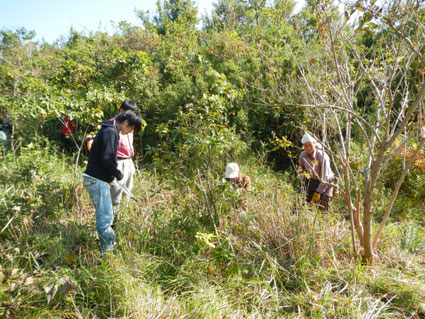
[0,0,216,43]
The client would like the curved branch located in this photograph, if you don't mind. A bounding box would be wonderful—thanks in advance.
[385,18,425,66]
[284,103,381,142]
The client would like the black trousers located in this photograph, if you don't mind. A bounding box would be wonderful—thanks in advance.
[305,178,321,202]
[303,178,333,210]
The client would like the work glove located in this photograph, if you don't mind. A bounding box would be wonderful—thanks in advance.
[312,192,321,202]
[110,178,121,190]
[110,178,138,202]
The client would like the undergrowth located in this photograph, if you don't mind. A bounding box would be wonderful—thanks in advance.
[1,146,425,318]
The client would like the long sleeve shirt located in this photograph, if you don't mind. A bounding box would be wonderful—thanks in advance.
[84,120,123,183]
[299,148,334,195]
[232,173,251,211]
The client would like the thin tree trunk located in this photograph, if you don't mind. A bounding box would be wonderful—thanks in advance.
[354,189,364,247]
[362,147,386,263]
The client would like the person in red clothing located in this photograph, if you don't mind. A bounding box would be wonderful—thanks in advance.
[109,100,141,214]
[60,110,77,151]
[61,117,76,135]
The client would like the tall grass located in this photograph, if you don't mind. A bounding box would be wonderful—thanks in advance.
[1,148,425,318]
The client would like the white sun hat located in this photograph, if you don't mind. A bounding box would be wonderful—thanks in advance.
[225,163,239,179]
[301,133,316,144]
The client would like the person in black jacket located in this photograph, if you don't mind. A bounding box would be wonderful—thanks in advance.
[83,110,142,253]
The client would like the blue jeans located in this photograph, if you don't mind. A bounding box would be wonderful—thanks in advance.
[83,176,115,253]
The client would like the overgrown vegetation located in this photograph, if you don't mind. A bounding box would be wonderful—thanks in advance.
[1,0,424,317]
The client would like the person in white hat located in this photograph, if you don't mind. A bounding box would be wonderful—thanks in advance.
[225,163,251,211]
[298,133,334,210]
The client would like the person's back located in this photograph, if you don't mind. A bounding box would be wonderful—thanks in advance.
[84,119,123,183]
[234,172,251,192]
[0,113,12,149]
[0,113,12,135]
[225,163,251,212]
[60,110,77,151]
[61,117,76,135]
[0,130,6,149]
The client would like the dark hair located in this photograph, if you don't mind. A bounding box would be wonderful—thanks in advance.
[116,110,142,132]
[120,100,138,112]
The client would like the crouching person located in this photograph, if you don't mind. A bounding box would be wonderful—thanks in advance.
[225,163,251,213]
[83,110,142,253]
[298,133,335,211]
